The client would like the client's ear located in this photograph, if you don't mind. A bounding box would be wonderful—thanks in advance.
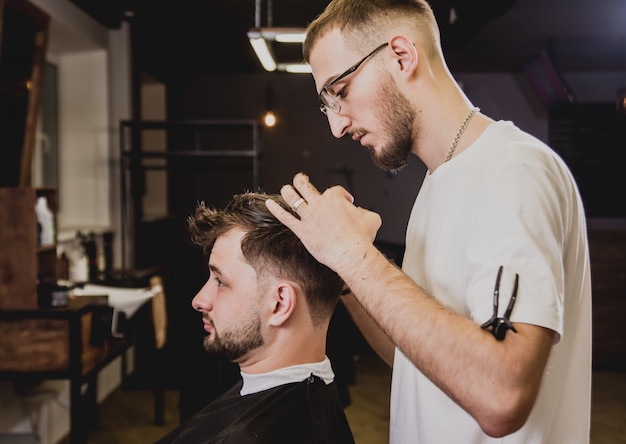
[268,282,297,327]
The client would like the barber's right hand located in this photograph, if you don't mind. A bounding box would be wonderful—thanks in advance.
[266,172,382,272]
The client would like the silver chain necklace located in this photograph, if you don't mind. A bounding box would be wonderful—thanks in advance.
[444,107,479,163]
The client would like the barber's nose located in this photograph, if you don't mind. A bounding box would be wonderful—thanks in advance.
[327,111,350,139]
[192,279,213,312]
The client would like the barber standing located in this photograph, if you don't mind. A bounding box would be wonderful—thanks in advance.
[267,0,592,443]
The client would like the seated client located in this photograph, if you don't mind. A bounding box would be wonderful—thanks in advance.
[156,192,355,443]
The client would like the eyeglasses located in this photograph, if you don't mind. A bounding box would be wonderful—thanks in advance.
[318,42,388,115]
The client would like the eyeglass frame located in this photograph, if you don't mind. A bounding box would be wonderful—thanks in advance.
[318,42,389,115]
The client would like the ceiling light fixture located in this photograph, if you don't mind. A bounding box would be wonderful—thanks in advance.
[247,0,309,73]
[281,63,312,74]
[249,27,306,43]
[247,27,309,73]
[249,35,277,71]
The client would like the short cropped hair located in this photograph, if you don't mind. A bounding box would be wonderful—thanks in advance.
[188,192,344,326]
[303,0,441,64]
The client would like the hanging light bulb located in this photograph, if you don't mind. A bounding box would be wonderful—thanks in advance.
[264,110,277,127]
[263,80,277,127]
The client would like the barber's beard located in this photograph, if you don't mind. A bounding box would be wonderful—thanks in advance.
[368,75,415,171]
[203,307,264,362]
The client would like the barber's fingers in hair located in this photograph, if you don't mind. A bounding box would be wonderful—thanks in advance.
[278,176,308,207]
[291,173,322,202]
[266,198,299,229]
[282,172,317,203]
[293,172,354,204]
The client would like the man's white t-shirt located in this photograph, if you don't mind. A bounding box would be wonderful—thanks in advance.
[389,121,591,443]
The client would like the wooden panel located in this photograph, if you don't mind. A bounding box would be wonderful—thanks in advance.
[588,229,626,369]
[80,311,110,376]
[0,187,37,309]
[0,318,69,371]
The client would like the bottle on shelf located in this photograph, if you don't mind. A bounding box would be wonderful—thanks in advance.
[70,232,89,283]
[83,232,99,281]
[35,196,55,247]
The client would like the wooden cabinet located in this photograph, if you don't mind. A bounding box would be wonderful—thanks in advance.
[0,296,119,374]
[0,186,57,310]
[0,187,135,443]
[0,296,129,443]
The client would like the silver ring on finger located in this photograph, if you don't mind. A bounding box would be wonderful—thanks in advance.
[291,197,306,212]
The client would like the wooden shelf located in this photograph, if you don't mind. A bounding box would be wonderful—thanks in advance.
[0,187,58,310]
[0,295,131,443]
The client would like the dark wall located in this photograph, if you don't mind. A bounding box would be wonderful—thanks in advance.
[171,72,426,246]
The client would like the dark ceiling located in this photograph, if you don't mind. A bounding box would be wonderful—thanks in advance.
[70,0,626,80]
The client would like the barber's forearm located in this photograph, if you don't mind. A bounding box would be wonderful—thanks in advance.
[337,244,552,436]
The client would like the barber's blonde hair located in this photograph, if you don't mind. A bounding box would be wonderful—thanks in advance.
[303,0,442,64]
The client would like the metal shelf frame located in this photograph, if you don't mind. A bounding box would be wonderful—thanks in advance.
[119,119,261,271]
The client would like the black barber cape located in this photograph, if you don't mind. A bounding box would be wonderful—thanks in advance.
[156,375,355,443]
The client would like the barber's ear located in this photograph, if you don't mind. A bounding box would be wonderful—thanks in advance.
[388,35,418,75]
[268,283,297,327]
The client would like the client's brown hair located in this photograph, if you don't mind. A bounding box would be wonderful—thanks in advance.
[188,192,344,326]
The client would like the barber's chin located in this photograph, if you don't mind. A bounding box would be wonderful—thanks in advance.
[369,147,385,166]
[203,334,215,348]
[372,151,407,172]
